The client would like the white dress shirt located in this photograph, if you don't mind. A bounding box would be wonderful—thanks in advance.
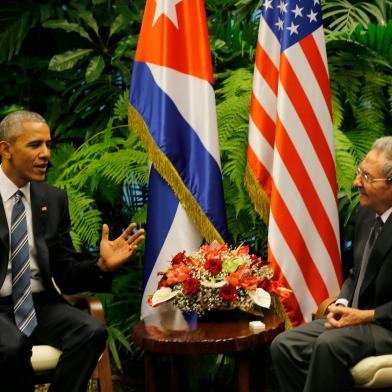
[0,166,44,296]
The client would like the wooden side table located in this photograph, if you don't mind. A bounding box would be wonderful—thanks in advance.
[132,310,284,392]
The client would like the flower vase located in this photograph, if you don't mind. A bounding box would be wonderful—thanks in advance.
[182,310,198,331]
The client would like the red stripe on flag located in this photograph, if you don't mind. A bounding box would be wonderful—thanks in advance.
[268,238,306,326]
[300,35,333,119]
[255,41,279,95]
[247,146,273,199]
[279,53,337,195]
[269,182,330,306]
[275,117,342,279]
[250,91,276,147]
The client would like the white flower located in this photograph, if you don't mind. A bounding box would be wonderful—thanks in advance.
[249,288,271,308]
[200,280,227,288]
[151,287,179,306]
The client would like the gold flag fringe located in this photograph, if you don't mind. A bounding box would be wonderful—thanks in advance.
[128,104,225,245]
[244,164,270,225]
[245,165,291,327]
[272,294,292,330]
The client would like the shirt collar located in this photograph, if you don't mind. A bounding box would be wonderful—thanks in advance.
[0,165,31,203]
[379,206,392,224]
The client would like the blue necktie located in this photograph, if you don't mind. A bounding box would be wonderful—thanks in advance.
[351,216,384,308]
[11,190,37,336]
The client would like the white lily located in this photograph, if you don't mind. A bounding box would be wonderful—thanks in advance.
[249,288,271,308]
[201,280,227,288]
[151,287,179,306]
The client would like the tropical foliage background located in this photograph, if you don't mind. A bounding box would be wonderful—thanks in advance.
[0,0,391,389]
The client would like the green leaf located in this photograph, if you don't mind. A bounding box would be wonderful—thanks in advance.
[382,20,392,55]
[0,7,40,61]
[78,10,99,36]
[368,23,376,48]
[85,55,105,83]
[48,49,93,72]
[42,20,92,42]
[376,24,384,52]
[109,14,128,38]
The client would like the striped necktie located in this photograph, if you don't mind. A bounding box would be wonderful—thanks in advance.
[11,190,37,336]
[351,216,384,308]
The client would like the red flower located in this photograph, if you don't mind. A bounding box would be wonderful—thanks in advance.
[219,285,237,302]
[200,241,228,259]
[157,276,169,289]
[183,278,201,297]
[166,264,190,285]
[258,278,291,300]
[235,245,249,255]
[226,265,258,290]
[171,251,187,265]
[205,257,222,276]
[226,271,240,287]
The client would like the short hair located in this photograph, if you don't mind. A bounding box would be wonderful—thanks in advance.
[371,136,392,181]
[0,111,46,142]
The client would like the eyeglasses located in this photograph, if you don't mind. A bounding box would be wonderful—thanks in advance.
[356,166,392,184]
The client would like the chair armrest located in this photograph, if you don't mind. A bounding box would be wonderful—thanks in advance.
[313,296,337,320]
[63,294,106,324]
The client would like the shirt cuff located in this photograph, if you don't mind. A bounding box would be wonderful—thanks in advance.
[335,298,349,307]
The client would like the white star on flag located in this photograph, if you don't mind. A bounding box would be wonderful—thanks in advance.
[291,4,304,18]
[152,0,183,29]
[307,9,318,22]
[275,18,284,30]
[263,0,273,10]
[287,21,299,35]
[278,1,288,14]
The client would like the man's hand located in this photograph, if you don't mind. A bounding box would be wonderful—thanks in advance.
[325,304,375,329]
[97,223,145,271]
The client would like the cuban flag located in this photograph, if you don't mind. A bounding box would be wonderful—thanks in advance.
[129,0,228,318]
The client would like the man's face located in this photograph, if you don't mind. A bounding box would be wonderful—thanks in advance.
[1,121,51,187]
[354,149,392,215]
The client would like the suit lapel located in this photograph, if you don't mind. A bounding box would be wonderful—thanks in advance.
[360,212,392,296]
[30,182,51,284]
[0,194,10,288]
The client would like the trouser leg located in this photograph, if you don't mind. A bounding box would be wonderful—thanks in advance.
[271,315,392,392]
[0,304,34,392]
[304,323,392,392]
[31,300,107,392]
[270,318,326,392]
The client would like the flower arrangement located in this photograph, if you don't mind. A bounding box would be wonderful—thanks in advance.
[149,241,290,316]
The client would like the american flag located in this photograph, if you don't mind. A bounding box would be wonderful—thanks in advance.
[245,0,342,324]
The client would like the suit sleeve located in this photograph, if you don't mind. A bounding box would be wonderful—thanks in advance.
[48,190,112,294]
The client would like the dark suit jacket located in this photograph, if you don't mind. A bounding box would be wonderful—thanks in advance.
[340,206,392,327]
[0,181,111,298]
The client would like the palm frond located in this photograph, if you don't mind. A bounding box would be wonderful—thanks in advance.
[323,0,388,33]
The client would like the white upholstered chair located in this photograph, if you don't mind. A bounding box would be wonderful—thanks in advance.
[32,294,113,392]
[315,297,392,389]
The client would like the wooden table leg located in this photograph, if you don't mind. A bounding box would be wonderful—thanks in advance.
[144,351,157,392]
[257,344,269,391]
[236,351,250,392]
[170,354,182,392]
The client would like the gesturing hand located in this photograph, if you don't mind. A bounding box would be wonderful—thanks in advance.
[97,223,145,271]
[325,304,375,329]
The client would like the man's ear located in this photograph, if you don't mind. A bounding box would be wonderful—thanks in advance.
[0,140,11,160]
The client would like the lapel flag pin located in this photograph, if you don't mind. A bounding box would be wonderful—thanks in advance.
[41,206,48,212]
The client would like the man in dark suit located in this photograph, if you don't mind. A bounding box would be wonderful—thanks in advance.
[0,111,145,392]
[271,136,392,392]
